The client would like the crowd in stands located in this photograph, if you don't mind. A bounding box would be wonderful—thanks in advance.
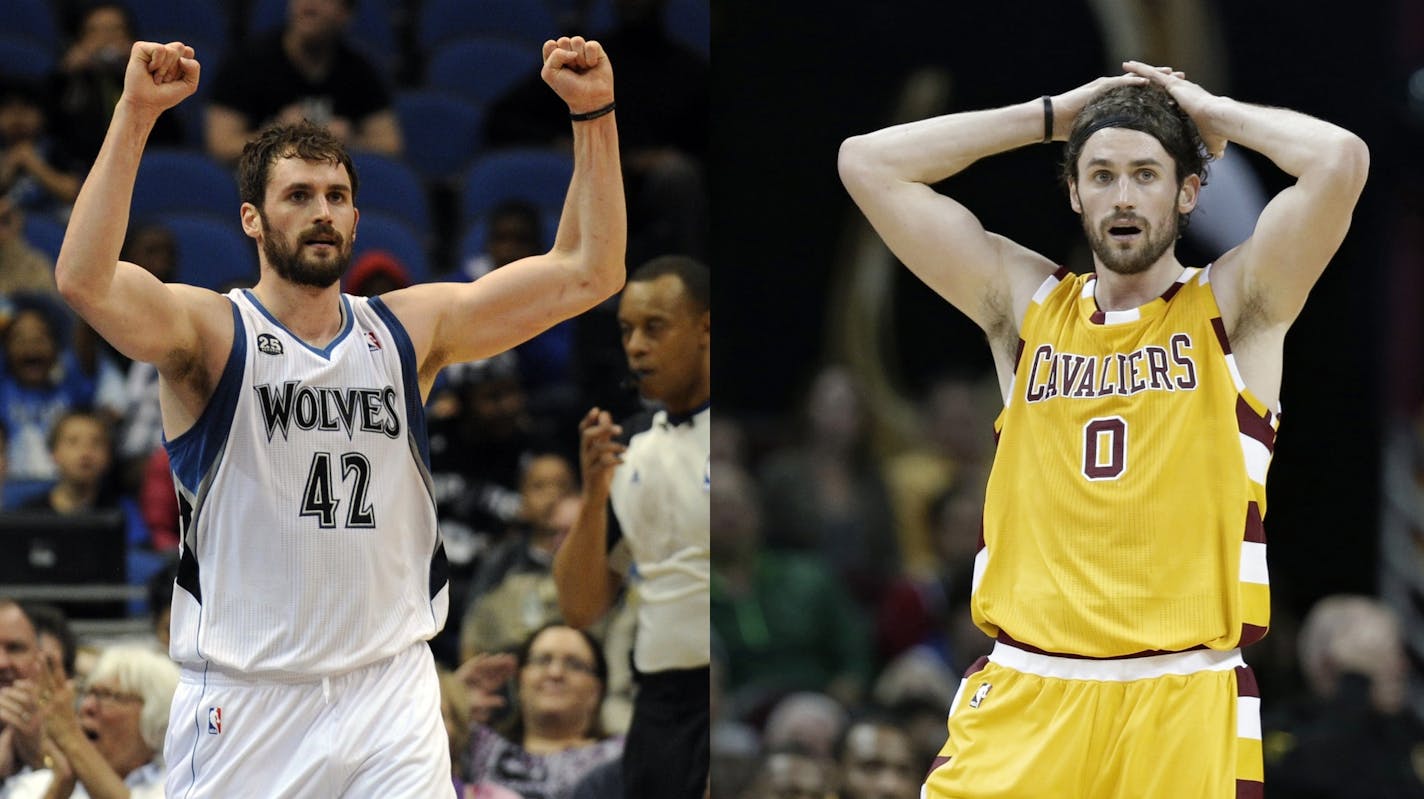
[0,0,706,796]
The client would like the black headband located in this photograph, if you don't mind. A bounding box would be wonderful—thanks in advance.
[1077,114,1156,142]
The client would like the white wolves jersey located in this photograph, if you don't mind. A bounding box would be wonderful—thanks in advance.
[608,403,711,672]
[166,290,448,678]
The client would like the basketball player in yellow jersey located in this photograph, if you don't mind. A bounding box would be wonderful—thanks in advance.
[839,63,1368,799]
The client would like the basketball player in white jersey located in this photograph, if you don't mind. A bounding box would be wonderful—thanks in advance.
[54,38,624,797]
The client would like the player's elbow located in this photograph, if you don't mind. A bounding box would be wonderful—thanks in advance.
[1318,131,1370,197]
[837,135,874,190]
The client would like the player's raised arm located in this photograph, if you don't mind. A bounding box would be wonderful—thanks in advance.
[55,41,231,374]
[382,36,625,388]
[1122,61,1369,327]
[837,74,1151,338]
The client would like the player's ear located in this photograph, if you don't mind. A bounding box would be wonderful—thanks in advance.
[240,202,262,239]
[1068,180,1082,214]
[1177,174,1201,214]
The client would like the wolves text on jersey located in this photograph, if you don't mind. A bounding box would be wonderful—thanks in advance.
[1023,334,1198,403]
[255,381,402,442]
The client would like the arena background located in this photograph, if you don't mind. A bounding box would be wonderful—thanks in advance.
[713,0,1424,685]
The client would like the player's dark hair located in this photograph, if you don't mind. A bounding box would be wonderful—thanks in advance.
[1061,84,1209,234]
[628,255,709,313]
[237,121,358,209]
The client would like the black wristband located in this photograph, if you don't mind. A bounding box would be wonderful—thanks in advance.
[569,101,616,122]
[1042,96,1053,143]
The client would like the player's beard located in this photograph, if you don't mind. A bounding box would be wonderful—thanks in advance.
[1084,211,1178,276]
[259,211,352,289]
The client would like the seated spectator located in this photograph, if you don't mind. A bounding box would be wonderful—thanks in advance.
[460,457,578,660]
[761,692,849,763]
[712,462,872,716]
[0,599,44,780]
[456,624,623,799]
[1263,595,1424,797]
[206,0,401,163]
[0,198,55,296]
[0,78,80,216]
[21,645,179,799]
[19,408,119,514]
[344,249,411,297]
[833,712,921,799]
[21,603,76,683]
[741,745,835,799]
[0,297,111,483]
[49,2,184,168]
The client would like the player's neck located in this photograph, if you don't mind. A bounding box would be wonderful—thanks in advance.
[1091,256,1186,312]
[251,278,346,347]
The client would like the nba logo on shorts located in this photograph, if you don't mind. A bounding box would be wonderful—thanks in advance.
[208,707,222,734]
[969,683,991,709]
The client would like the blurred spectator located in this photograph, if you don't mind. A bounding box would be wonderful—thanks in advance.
[0,599,43,782]
[21,645,179,799]
[569,757,622,799]
[0,198,56,296]
[709,650,760,799]
[138,447,179,551]
[464,201,578,407]
[0,78,80,216]
[206,0,401,163]
[440,667,522,799]
[20,603,76,683]
[741,745,836,799]
[712,462,872,715]
[1263,595,1424,798]
[456,625,623,799]
[485,0,708,266]
[0,420,7,507]
[146,557,177,653]
[758,365,899,606]
[459,458,578,660]
[833,713,920,799]
[343,248,411,297]
[883,373,996,577]
[18,409,119,514]
[50,2,184,168]
[0,296,115,483]
[761,692,849,763]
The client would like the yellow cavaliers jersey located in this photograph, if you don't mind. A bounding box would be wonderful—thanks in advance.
[974,266,1274,657]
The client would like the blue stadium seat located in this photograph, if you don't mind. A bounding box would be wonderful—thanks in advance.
[7,0,59,50]
[22,213,66,263]
[159,213,258,291]
[425,37,539,108]
[353,212,431,284]
[247,0,396,76]
[350,151,431,233]
[666,0,710,57]
[460,149,573,224]
[0,37,55,81]
[132,149,240,220]
[126,0,229,56]
[393,90,484,182]
[417,0,557,50]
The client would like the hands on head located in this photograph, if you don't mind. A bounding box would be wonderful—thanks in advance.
[1049,61,1227,159]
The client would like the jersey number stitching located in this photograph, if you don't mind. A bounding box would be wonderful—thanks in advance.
[300,451,377,528]
[1083,416,1128,481]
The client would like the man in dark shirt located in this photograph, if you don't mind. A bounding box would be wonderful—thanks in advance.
[205,0,401,163]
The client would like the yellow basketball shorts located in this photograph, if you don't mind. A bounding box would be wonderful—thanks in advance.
[922,642,1262,799]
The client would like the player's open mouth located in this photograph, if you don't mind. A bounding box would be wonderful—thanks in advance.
[1108,225,1142,242]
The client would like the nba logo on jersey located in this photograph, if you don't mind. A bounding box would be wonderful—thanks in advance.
[366,331,382,351]
[969,683,991,709]
[207,707,222,734]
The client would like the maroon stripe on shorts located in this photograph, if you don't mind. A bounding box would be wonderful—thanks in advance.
[926,754,951,779]
[1236,396,1276,452]
[1239,623,1268,648]
[1243,501,1266,544]
[1235,665,1260,698]
[995,631,1205,659]
[1211,316,1232,354]
[1236,779,1264,798]
[962,656,990,678]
